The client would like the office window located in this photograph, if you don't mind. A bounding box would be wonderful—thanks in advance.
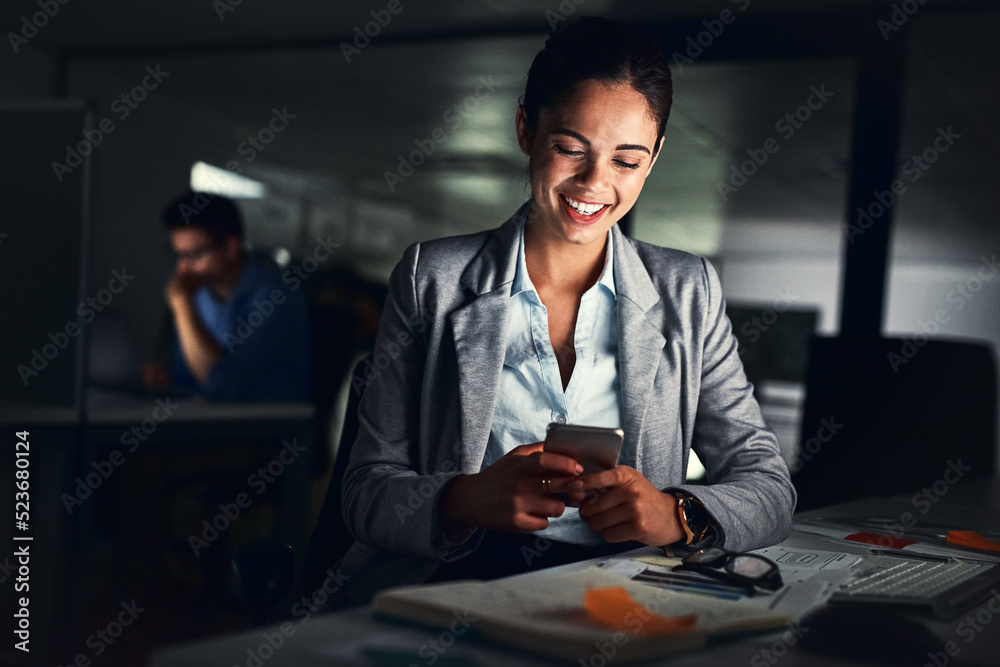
[883,12,1000,472]
[633,59,855,469]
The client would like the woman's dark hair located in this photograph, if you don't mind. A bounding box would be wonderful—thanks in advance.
[523,17,673,154]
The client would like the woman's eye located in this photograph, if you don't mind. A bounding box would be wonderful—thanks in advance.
[615,160,640,170]
[554,145,584,157]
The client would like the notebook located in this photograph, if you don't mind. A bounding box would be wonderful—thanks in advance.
[373,566,795,663]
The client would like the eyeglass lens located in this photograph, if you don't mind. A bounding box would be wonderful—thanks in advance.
[728,555,775,579]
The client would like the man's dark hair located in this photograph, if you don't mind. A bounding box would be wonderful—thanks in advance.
[162,191,244,245]
[522,17,673,155]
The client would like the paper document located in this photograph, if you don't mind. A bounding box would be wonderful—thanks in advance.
[794,519,1000,564]
[750,545,860,583]
[600,546,859,619]
[373,565,794,663]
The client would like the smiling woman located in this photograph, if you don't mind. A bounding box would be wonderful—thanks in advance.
[519,81,659,247]
[337,16,796,606]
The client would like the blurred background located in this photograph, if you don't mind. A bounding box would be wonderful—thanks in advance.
[1,0,998,664]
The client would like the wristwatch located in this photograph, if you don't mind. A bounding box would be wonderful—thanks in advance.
[671,491,712,545]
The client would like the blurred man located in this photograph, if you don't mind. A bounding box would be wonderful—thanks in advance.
[143,191,311,401]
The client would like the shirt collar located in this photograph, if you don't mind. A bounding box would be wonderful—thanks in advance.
[512,221,617,300]
[200,254,257,304]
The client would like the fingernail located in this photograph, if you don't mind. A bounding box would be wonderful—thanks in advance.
[575,464,584,474]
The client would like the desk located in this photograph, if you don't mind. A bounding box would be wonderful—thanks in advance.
[80,395,315,651]
[0,395,315,667]
[150,477,1000,667]
[83,393,315,539]
[82,391,315,555]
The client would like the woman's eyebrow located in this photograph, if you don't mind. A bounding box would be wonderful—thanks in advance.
[552,129,650,155]
[615,143,651,154]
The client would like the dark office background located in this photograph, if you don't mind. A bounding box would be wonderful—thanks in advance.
[1,1,999,665]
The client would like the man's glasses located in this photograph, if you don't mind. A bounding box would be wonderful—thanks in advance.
[676,548,783,594]
[169,245,216,263]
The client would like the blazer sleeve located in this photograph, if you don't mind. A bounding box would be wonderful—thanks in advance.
[340,242,478,561]
[669,259,797,551]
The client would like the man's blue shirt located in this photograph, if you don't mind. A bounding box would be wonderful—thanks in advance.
[171,256,311,401]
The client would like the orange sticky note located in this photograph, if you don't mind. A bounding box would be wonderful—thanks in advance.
[584,586,698,637]
[844,532,917,549]
[947,530,1000,552]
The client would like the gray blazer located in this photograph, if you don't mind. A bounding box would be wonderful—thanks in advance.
[340,204,795,605]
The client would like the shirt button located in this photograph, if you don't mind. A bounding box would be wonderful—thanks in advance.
[555,414,567,424]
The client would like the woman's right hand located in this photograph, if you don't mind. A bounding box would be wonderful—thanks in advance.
[439,442,584,534]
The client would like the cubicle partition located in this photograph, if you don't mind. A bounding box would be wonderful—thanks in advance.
[0,100,93,665]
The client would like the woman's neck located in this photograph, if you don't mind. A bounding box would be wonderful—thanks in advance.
[523,222,608,294]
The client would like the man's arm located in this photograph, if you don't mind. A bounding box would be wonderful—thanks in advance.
[167,274,223,383]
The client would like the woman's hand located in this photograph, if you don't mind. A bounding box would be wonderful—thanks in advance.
[440,442,584,534]
[569,466,684,546]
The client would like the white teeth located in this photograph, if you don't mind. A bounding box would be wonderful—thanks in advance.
[563,195,606,216]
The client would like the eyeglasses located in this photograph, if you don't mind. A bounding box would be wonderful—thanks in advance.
[169,245,217,263]
[676,548,783,594]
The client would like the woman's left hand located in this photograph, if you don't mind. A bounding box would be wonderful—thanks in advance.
[568,466,685,546]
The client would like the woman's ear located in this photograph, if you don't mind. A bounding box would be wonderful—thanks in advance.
[515,105,532,155]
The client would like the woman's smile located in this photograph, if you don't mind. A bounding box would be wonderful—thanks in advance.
[559,193,610,225]
[516,80,662,251]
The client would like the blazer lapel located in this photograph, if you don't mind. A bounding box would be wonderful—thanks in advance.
[448,206,525,472]
[612,225,667,468]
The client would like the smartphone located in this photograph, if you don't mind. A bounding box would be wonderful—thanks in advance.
[543,423,624,474]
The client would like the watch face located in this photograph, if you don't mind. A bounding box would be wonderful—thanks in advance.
[681,498,709,537]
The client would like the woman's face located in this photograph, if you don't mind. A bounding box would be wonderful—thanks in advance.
[517,79,663,249]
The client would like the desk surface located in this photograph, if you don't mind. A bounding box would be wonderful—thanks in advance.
[84,388,315,424]
[0,402,80,425]
[151,478,1000,667]
[0,393,314,425]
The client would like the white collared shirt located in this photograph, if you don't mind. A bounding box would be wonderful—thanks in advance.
[484,220,622,544]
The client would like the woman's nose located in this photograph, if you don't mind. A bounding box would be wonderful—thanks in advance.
[576,157,610,192]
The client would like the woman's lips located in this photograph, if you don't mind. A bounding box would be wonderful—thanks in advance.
[559,194,609,225]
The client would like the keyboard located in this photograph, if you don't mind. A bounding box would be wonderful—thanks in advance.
[831,556,1000,620]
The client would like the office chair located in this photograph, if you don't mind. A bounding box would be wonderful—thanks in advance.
[301,354,369,595]
[231,539,295,626]
[231,354,369,623]
[309,302,359,475]
[792,335,998,511]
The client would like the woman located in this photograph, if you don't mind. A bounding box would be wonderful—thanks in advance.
[339,17,795,605]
